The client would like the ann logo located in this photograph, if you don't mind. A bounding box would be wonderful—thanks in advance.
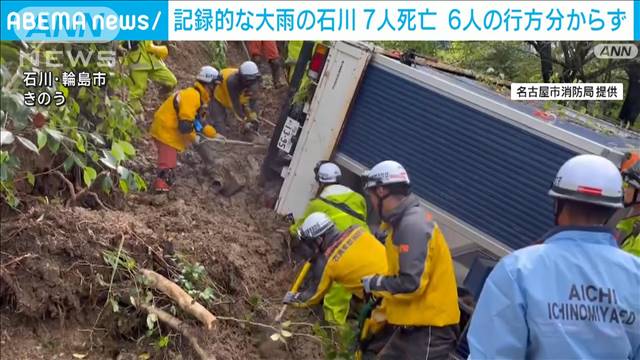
[594,44,638,60]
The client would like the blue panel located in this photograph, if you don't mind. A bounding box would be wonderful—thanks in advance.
[338,64,578,250]
[416,66,640,150]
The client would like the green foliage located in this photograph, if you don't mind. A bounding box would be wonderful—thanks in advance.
[210,41,228,70]
[378,41,638,125]
[374,41,441,57]
[436,42,540,83]
[173,255,224,305]
[102,249,137,272]
[0,42,146,208]
[156,335,170,349]
[312,322,357,360]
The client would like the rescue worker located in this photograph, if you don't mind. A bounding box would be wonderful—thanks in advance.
[245,41,286,88]
[209,61,262,134]
[289,161,369,325]
[149,66,222,192]
[616,152,640,256]
[282,212,387,313]
[289,162,368,236]
[123,41,177,114]
[360,160,460,359]
[467,154,640,359]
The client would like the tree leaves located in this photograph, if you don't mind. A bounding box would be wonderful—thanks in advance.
[74,132,86,153]
[111,142,125,162]
[156,336,170,349]
[119,178,129,194]
[63,156,75,172]
[16,136,39,154]
[111,140,135,161]
[146,313,158,330]
[0,129,14,145]
[118,140,135,156]
[44,127,65,142]
[83,166,97,187]
[132,172,147,192]
[89,133,106,146]
[36,130,47,150]
[1,43,144,207]
[100,150,117,170]
[101,175,113,194]
[26,171,35,186]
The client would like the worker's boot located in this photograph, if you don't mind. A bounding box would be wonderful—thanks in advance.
[153,169,175,193]
[270,59,287,88]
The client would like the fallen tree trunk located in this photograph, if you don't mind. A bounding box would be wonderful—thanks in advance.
[140,269,217,330]
[139,303,214,360]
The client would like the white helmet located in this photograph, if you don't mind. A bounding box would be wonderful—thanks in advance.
[363,160,410,190]
[315,162,341,184]
[549,154,623,208]
[298,212,335,241]
[239,61,261,81]
[196,65,221,84]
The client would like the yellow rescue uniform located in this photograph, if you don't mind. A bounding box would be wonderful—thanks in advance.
[292,226,387,307]
[149,82,214,152]
[376,221,460,327]
[213,68,251,115]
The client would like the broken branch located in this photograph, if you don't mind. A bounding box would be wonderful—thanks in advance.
[51,170,108,210]
[139,303,213,360]
[0,253,36,271]
[140,269,217,330]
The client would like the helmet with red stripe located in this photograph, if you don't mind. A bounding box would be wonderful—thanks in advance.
[548,154,624,208]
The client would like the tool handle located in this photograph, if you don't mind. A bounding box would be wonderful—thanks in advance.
[290,262,312,293]
[275,262,312,322]
[274,304,288,323]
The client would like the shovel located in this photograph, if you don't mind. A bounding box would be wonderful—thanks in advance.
[274,261,312,322]
[202,136,267,147]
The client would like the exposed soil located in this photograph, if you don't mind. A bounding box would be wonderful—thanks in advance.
[0,42,322,360]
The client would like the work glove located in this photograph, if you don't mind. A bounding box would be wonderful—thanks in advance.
[201,125,217,138]
[247,111,259,122]
[243,121,259,134]
[362,275,382,295]
[282,291,302,304]
[286,213,295,224]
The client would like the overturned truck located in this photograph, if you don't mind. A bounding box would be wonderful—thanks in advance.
[262,41,640,357]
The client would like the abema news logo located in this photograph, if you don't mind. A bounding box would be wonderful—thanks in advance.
[2,2,168,42]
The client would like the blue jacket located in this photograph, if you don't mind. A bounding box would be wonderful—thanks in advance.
[468,226,640,360]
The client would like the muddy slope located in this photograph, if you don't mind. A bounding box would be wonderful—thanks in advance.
[0,42,322,360]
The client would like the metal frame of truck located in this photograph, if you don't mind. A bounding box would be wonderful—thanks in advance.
[272,41,639,280]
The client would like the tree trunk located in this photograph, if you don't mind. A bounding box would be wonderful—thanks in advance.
[527,41,554,83]
[619,62,640,127]
[538,42,553,83]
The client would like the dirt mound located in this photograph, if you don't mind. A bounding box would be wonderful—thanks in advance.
[1,193,319,359]
[0,42,322,360]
